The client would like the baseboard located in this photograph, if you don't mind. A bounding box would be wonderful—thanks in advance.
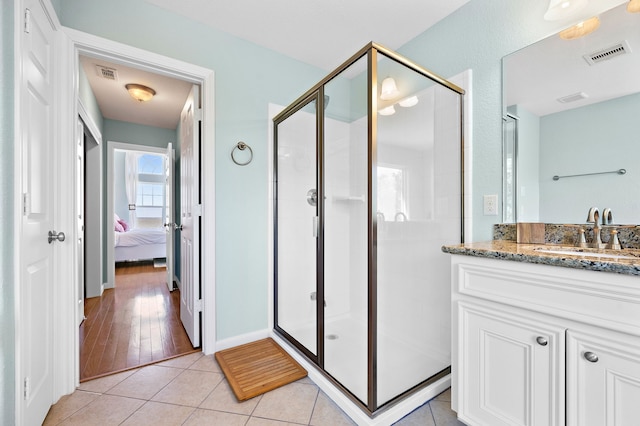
[100,283,105,295]
[214,329,270,352]
[173,276,181,291]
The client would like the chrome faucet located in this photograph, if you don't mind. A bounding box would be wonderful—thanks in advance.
[602,207,613,225]
[586,207,604,248]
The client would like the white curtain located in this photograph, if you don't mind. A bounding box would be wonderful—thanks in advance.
[124,152,140,228]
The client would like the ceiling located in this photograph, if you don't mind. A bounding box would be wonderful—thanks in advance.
[83,0,470,129]
[79,55,193,129]
[145,0,470,71]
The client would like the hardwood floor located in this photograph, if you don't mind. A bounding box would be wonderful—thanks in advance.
[79,262,197,381]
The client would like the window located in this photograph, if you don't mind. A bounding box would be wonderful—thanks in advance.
[136,153,165,219]
[377,165,407,221]
[138,154,163,174]
[137,182,163,207]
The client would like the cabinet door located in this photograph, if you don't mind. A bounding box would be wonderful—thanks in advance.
[567,328,640,426]
[458,302,565,426]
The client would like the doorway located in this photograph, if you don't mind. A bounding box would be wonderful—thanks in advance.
[67,30,217,390]
[78,60,199,378]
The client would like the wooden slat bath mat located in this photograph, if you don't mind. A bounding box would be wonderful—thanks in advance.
[214,337,307,401]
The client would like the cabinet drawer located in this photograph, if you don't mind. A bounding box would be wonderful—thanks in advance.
[452,256,640,335]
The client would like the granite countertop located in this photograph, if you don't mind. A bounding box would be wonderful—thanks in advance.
[442,240,640,276]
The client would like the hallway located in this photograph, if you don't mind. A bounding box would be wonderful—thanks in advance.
[80,262,197,381]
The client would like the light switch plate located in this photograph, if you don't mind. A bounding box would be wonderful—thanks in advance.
[483,194,498,216]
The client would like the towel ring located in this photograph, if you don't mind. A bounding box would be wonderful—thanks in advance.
[231,141,253,166]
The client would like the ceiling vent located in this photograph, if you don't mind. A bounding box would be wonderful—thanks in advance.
[96,65,118,81]
[583,40,631,65]
[557,92,588,103]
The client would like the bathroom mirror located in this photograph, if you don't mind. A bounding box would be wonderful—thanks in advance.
[503,2,640,224]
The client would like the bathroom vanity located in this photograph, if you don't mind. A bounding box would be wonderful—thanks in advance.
[442,241,640,426]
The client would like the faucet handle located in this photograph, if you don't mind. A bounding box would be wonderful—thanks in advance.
[605,229,622,250]
[576,228,588,248]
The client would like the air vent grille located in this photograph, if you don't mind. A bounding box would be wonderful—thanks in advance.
[583,41,631,65]
[557,92,588,103]
[96,65,118,81]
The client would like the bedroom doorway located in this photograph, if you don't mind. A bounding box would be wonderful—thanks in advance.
[106,142,176,291]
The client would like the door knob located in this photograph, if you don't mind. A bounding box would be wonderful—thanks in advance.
[48,230,65,244]
[174,223,183,231]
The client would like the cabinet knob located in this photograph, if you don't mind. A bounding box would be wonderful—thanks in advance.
[584,351,599,363]
[536,336,548,346]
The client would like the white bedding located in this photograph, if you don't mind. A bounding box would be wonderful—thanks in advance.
[114,228,167,262]
[115,227,166,247]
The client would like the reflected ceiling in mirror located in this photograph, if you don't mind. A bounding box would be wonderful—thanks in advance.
[506,3,640,117]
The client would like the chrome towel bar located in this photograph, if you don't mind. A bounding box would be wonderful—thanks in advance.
[553,168,626,181]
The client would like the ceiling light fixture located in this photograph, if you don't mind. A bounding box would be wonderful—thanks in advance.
[125,83,156,102]
[544,0,587,20]
[559,16,600,40]
[628,0,640,13]
[380,77,399,100]
[398,96,419,107]
[378,105,396,116]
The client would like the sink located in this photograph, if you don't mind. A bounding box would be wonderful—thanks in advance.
[534,247,639,260]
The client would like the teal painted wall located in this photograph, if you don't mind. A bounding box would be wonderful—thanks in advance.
[539,92,640,224]
[56,0,327,340]
[0,1,15,423]
[55,0,585,341]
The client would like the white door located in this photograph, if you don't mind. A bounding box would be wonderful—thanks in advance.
[164,143,175,292]
[19,1,57,424]
[77,119,85,325]
[179,85,201,347]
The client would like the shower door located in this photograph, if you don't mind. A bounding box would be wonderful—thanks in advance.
[274,95,320,359]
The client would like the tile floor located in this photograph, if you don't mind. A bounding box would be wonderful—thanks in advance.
[44,351,464,426]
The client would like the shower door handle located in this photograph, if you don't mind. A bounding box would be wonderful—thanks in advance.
[307,189,317,206]
[312,216,319,238]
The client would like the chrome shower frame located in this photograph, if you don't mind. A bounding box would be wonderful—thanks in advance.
[273,42,466,417]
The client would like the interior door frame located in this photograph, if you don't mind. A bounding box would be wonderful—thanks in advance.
[62,27,217,392]
[106,142,173,289]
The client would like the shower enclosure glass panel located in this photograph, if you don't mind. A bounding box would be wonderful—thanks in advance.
[323,56,369,404]
[375,54,461,406]
[274,43,464,417]
[275,96,319,357]
[503,114,518,223]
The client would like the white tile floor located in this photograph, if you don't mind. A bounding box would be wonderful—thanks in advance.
[44,351,464,426]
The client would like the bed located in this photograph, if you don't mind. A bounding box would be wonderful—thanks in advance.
[114,227,167,262]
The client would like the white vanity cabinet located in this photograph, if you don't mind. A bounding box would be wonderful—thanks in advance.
[450,255,640,426]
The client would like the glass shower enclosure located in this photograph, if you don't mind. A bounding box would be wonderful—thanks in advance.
[273,43,464,415]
